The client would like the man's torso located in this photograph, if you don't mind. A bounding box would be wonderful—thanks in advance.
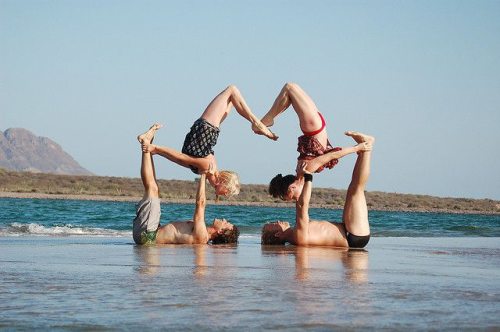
[156,221,208,244]
[291,220,348,247]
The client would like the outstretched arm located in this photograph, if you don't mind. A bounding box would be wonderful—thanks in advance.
[300,142,372,174]
[192,174,209,243]
[295,171,313,245]
[142,143,210,174]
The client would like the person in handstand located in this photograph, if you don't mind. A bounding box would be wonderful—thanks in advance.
[261,131,374,249]
[140,85,277,197]
[257,82,348,200]
[133,124,239,245]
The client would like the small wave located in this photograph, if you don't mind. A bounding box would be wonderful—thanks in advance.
[239,234,260,239]
[446,225,496,236]
[0,222,130,237]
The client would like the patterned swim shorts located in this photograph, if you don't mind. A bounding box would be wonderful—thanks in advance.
[182,118,220,158]
[297,135,342,173]
[181,118,220,173]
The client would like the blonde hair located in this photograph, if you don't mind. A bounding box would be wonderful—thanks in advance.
[217,170,240,197]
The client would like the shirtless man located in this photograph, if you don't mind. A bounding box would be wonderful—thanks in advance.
[141,85,277,198]
[261,132,374,249]
[133,124,239,245]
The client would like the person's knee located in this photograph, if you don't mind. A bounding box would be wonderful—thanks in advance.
[284,82,300,92]
[226,84,239,95]
[146,182,159,198]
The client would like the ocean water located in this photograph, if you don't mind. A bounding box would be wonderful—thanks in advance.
[1,198,499,330]
[0,197,499,238]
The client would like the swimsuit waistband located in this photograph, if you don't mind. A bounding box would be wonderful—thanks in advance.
[196,118,220,132]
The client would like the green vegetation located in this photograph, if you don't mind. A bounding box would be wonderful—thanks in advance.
[0,169,498,214]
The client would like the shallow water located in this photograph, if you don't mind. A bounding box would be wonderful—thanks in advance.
[1,198,499,330]
[1,236,499,330]
[1,198,499,237]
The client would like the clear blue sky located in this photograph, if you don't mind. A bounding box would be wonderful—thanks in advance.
[1,0,499,199]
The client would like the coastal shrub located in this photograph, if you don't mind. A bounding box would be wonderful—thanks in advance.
[0,169,498,213]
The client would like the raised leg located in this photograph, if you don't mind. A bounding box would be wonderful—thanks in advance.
[140,151,160,199]
[201,85,277,140]
[342,133,374,236]
[138,125,161,199]
[261,83,326,135]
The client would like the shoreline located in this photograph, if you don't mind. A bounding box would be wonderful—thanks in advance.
[2,191,499,215]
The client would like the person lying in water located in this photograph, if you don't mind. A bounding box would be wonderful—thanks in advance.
[140,85,278,198]
[261,131,374,249]
[256,82,350,200]
[133,124,239,245]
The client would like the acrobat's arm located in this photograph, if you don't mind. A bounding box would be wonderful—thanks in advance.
[192,173,209,243]
[301,142,371,174]
[295,170,313,245]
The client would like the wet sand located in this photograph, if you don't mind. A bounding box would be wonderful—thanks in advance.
[1,236,499,330]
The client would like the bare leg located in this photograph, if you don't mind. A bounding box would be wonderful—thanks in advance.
[200,85,278,140]
[260,83,328,145]
[139,126,161,199]
[342,133,374,236]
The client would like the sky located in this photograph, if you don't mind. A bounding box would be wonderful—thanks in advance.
[1,0,499,200]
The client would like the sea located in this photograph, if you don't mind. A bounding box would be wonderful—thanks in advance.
[1,197,499,330]
[0,197,499,238]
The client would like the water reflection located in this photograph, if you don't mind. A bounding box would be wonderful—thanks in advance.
[193,244,208,279]
[261,245,369,284]
[133,245,161,276]
[133,243,236,280]
[342,249,369,284]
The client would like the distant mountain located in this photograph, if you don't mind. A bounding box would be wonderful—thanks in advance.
[0,128,92,175]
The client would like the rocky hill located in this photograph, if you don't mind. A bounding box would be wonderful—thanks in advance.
[0,128,92,175]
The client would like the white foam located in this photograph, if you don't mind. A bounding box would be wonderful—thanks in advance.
[239,234,260,239]
[1,222,130,237]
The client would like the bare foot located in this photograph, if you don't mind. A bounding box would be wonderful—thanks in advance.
[137,123,163,144]
[260,114,275,127]
[252,121,279,141]
[345,131,375,144]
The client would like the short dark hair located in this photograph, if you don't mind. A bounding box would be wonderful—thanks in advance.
[211,225,240,244]
[261,223,286,245]
[269,174,296,200]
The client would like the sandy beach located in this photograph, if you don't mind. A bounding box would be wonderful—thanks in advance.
[1,235,499,330]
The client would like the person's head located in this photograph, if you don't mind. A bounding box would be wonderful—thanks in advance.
[261,221,291,245]
[215,170,240,197]
[210,218,240,244]
[269,174,303,201]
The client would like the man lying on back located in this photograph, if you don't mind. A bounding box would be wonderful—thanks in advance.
[133,124,239,245]
[262,131,374,249]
